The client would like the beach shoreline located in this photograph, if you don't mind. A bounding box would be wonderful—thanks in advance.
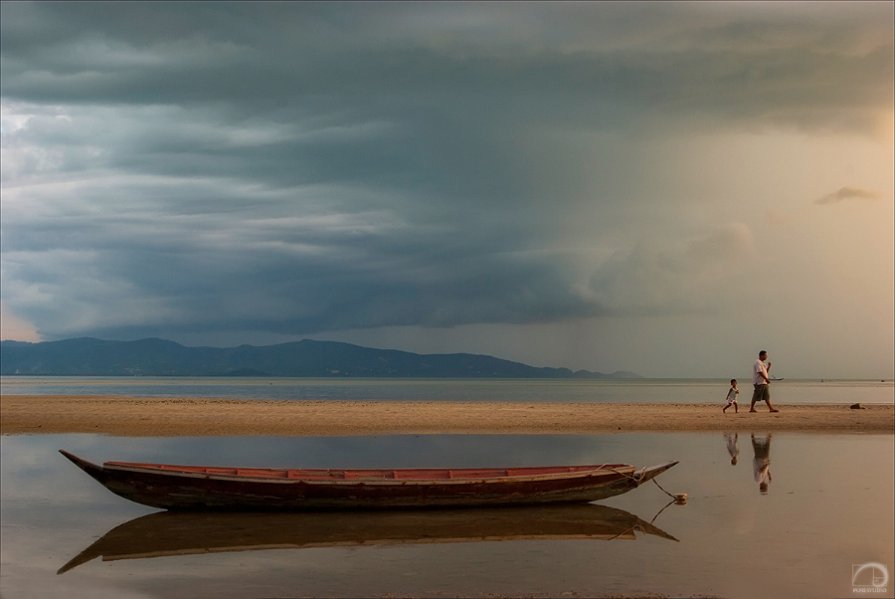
[1,395,892,436]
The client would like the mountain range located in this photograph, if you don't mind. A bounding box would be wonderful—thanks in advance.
[0,337,639,378]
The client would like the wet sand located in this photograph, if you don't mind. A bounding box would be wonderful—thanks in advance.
[1,395,892,436]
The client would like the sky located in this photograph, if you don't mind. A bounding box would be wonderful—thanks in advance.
[1,2,893,378]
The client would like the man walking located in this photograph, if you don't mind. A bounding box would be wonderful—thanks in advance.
[750,350,779,413]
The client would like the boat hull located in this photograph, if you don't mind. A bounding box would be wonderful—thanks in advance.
[60,450,676,511]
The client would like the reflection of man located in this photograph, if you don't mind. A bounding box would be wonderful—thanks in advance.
[750,350,779,413]
[752,433,772,494]
[724,432,739,465]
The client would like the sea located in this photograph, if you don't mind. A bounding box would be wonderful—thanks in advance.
[2,376,894,404]
[1,377,893,598]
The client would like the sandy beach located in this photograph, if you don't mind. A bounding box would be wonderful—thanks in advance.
[1,395,892,436]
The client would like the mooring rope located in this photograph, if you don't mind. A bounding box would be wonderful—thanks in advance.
[652,476,688,504]
[602,465,687,505]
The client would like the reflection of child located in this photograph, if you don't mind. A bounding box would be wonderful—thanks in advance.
[724,432,739,465]
[723,379,739,413]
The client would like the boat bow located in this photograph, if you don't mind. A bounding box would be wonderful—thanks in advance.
[632,461,679,485]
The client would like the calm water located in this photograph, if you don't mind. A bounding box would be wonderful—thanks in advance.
[2,376,893,404]
[1,432,892,599]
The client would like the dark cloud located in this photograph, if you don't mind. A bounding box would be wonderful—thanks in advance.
[815,186,882,205]
[1,2,892,342]
[2,3,891,126]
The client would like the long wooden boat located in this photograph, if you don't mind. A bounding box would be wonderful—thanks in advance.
[59,504,677,573]
[59,450,677,511]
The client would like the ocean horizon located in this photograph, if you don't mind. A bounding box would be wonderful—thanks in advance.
[3,376,892,405]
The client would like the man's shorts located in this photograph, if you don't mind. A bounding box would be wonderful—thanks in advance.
[752,384,770,403]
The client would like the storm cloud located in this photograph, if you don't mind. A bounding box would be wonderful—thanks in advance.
[2,2,893,376]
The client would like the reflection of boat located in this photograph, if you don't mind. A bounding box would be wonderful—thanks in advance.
[60,450,677,511]
[58,504,678,573]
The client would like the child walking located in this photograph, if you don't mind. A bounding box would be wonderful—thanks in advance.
[723,379,739,413]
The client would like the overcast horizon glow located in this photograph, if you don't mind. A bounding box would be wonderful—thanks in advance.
[1,2,893,378]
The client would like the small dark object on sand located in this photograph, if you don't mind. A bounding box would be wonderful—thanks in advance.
[850,403,866,410]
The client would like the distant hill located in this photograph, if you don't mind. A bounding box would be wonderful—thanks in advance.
[0,337,640,379]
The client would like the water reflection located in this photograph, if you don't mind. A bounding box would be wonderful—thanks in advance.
[59,504,678,574]
[723,432,774,493]
[4,433,892,599]
[751,433,773,494]
[724,432,739,466]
